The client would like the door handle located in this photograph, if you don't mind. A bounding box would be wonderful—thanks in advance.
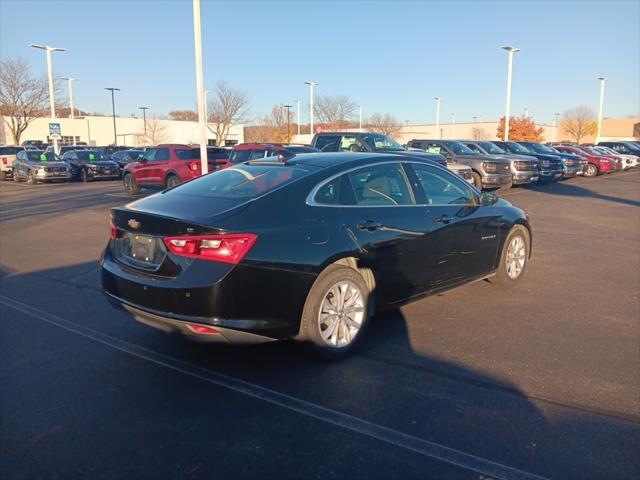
[357,220,382,231]
[435,215,452,225]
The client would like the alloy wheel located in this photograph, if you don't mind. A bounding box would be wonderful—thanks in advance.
[585,164,597,177]
[124,174,133,193]
[505,235,526,280]
[317,280,365,348]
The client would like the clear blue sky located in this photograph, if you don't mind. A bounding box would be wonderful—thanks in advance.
[1,0,638,125]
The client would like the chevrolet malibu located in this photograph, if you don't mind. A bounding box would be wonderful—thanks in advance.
[102,153,532,359]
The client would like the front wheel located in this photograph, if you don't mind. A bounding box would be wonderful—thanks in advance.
[471,172,483,190]
[491,225,530,286]
[165,174,180,189]
[26,170,36,185]
[297,265,370,360]
[80,168,90,183]
[123,172,141,195]
[13,169,22,182]
[584,164,598,177]
[0,170,6,181]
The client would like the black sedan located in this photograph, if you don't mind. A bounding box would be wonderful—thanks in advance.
[102,153,532,359]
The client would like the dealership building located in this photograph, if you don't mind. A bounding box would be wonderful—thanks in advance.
[0,115,244,147]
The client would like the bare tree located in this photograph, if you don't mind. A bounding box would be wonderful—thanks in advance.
[366,113,402,138]
[138,116,168,146]
[314,94,358,130]
[169,110,198,122]
[561,106,597,144]
[207,81,249,146]
[471,127,491,140]
[0,57,50,145]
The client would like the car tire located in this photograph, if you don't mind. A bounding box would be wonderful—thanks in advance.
[0,170,6,181]
[13,169,21,182]
[491,225,530,286]
[26,170,36,185]
[471,172,483,190]
[80,168,90,183]
[123,173,141,195]
[584,164,598,177]
[297,265,371,360]
[165,174,180,189]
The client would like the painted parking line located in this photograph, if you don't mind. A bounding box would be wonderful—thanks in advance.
[0,294,549,480]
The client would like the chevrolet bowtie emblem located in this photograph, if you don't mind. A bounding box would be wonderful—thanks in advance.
[128,219,140,229]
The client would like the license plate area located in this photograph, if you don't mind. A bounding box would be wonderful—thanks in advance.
[119,232,165,268]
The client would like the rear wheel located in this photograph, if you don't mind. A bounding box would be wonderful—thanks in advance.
[471,172,483,190]
[491,225,530,286]
[123,172,140,195]
[297,265,370,360]
[165,174,180,189]
[584,164,598,177]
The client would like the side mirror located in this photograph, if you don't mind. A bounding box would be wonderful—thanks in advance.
[479,192,498,206]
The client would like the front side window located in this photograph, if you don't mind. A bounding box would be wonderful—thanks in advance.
[465,143,483,154]
[249,149,268,160]
[339,136,365,152]
[410,163,475,205]
[315,135,340,152]
[345,163,415,206]
[478,141,505,154]
[443,141,476,155]
[142,149,157,162]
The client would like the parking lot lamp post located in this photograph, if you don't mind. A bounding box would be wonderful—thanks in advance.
[192,0,208,172]
[434,97,440,139]
[30,44,65,154]
[296,98,301,135]
[479,114,483,129]
[524,108,529,118]
[595,77,607,144]
[501,45,520,141]
[139,106,150,135]
[305,81,318,135]
[283,104,292,143]
[60,77,78,120]
[105,88,120,145]
[359,105,362,131]
[554,112,560,142]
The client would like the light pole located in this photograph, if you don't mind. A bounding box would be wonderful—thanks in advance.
[30,44,65,154]
[139,106,150,135]
[60,77,78,120]
[473,116,478,123]
[501,45,520,141]
[554,112,560,142]
[296,98,301,135]
[104,88,120,145]
[359,105,363,131]
[434,97,441,139]
[451,113,456,138]
[283,104,292,143]
[305,81,318,135]
[524,108,529,119]
[595,76,607,144]
[192,0,208,172]
[479,114,483,129]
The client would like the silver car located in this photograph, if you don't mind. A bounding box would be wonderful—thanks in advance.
[13,150,71,184]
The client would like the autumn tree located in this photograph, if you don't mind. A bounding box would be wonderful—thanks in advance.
[471,127,490,141]
[496,116,544,141]
[243,105,294,143]
[207,81,249,146]
[0,57,50,144]
[169,110,198,122]
[314,94,358,130]
[560,106,597,144]
[366,113,402,138]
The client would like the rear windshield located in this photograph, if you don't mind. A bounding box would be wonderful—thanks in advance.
[170,165,309,199]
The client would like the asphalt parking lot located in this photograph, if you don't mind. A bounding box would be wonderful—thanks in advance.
[1,172,639,480]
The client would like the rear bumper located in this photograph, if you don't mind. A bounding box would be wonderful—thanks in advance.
[105,291,276,344]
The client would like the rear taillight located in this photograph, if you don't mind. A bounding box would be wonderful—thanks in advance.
[1,157,7,165]
[110,221,121,239]
[186,324,219,335]
[189,161,200,172]
[163,234,257,264]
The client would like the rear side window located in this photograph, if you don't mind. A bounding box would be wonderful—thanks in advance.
[314,177,341,205]
[170,165,309,199]
[249,149,268,160]
[314,135,340,152]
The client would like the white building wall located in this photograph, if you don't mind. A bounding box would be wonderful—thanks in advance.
[1,115,244,147]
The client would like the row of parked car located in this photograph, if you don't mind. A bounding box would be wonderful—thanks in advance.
[1,136,638,191]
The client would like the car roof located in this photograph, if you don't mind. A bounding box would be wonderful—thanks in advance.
[233,143,285,150]
[286,151,438,169]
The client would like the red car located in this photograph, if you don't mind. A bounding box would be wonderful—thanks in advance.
[122,144,229,195]
[554,145,614,177]
[577,146,623,171]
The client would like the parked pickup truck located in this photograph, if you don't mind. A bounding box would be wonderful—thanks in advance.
[461,140,539,185]
[492,141,563,182]
[518,142,584,178]
[0,145,25,180]
[407,139,512,190]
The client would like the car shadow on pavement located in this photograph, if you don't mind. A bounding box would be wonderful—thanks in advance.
[524,176,640,207]
[1,261,639,479]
